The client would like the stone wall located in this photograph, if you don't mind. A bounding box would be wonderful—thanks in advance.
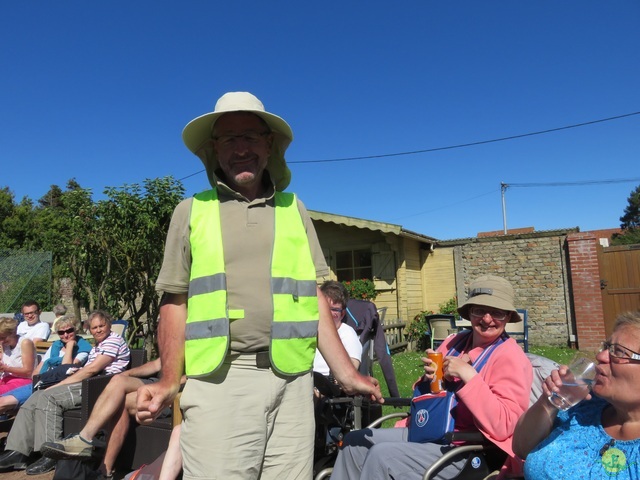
[441,230,576,347]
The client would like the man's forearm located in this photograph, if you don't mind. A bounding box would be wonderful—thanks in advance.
[158,294,187,387]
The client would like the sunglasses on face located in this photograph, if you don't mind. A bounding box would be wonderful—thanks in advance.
[469,306,509,321]
[57,327,75,336]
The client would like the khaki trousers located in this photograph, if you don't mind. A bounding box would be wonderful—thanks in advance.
[180,353,314,480]
[6,383,83,455]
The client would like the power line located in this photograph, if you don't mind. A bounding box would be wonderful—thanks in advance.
[392,189,498,221]
[289,110,640,164]
[504,178,640,188]
[398,178,640,226]
[500,178,640,234]
[177,110,640,182]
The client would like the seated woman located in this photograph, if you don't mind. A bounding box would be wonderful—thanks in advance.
[330,275,533,480]
[0,316,93,416]
[0,317,36,396]
[36,316,93,375]
[513,311,640,479]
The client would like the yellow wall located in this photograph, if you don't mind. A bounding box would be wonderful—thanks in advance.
[312,220,440,323]
[423,246,457,312]
[403,238,424,320]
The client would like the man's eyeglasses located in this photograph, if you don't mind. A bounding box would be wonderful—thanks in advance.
[600,341,640,362]
[23,310,39,317]
[213,131,270,148]
[57,327,75,336]
[330,307,344,314]
[469,306,508,321]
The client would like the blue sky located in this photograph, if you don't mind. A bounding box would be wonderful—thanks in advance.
[2,1,639,240]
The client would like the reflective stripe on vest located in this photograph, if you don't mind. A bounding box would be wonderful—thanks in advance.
[186,189,319,377]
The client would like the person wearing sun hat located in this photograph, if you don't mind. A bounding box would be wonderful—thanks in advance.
[332,274,532,480]
[137,92,382,479]
[457,274,523,324]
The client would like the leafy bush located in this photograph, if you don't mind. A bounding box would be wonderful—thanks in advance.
[405,310,434,346]
[438,296,458,316]
[405,297,459,351]
[342,279,377,301]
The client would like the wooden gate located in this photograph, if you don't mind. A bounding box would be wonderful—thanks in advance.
[598,243,640,337]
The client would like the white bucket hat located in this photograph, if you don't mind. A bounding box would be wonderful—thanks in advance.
[182,92,293,191]
[457,275,522,323]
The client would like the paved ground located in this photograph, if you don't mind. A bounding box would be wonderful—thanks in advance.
[0,430,133,480]
[0,433,53,480]
[0,470,54,480]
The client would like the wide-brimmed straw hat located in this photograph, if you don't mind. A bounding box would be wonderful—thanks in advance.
[182,92,293,191]
[457,275,522,323]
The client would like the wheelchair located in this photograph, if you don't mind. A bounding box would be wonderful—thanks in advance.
[313,372,383,478]
[314,396,507,480]
[312,353,557,480]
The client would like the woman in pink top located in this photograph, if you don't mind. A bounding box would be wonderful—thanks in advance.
[330,275,533,480]
[0,317,36,395]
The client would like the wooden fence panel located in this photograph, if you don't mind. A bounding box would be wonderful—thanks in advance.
[598,244,640,337]
[382,321,408,352]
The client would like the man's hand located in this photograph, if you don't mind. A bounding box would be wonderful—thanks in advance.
[136,380,180,424]
[338,372,383,403]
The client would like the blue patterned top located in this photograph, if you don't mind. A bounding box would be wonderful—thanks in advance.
[524,396,640,479]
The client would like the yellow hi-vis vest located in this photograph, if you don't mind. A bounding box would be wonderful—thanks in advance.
[185,188,319,377]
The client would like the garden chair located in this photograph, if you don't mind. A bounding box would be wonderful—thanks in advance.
[425,314,457,349]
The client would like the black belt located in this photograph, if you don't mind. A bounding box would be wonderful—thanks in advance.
[256,351,271,369]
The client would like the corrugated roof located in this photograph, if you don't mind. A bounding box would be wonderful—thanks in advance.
[309,210,437,243]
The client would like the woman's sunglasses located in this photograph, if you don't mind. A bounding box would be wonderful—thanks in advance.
[57,327,75,336]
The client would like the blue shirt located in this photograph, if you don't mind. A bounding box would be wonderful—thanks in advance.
[525,396,640,479]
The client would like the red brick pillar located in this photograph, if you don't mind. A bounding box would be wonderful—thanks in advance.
[566,232,605,352]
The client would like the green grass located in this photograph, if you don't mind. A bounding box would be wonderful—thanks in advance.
[371,345,577,427]
[529,345,577,365]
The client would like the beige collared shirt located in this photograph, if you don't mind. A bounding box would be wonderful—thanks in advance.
[156,180,329,353]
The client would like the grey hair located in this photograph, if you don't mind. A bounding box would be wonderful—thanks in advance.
[86,310,113,327]
[614,311,640,331]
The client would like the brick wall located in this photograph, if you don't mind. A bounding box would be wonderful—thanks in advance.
[565,232,605,351]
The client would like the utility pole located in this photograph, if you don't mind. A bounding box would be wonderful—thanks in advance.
[501,182,508,234]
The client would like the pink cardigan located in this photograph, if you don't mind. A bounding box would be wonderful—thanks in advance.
[437,333,533,478]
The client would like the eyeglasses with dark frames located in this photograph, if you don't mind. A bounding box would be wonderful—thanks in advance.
[23,310,39,317]
[469,306,508,321]
[600,341,640,362]
[330,307,345,314]
[213,131,270,148]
